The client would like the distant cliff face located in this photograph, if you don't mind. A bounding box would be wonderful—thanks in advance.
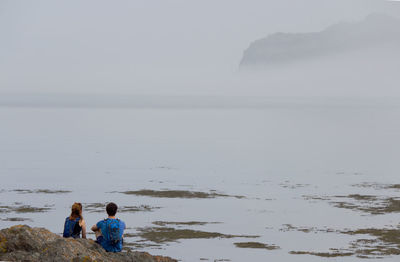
[239,14,400,68]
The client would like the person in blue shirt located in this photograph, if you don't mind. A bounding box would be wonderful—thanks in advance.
[91,202,126,252]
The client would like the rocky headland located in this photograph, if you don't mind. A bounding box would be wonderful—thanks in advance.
[240,13,400,67]
[0,225,177,262]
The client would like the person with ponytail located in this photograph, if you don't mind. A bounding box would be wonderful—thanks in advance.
[63,202,87,239]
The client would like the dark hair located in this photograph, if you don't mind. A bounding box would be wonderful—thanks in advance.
[106,202,118,216]
[70,202,83,220]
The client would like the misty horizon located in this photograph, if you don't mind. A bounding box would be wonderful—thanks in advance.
[1,0,400,97]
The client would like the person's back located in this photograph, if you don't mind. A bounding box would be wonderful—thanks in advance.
[91,202,126,252]
[95,217,125,252]
[63,202,87,239]
[63,216,82,238]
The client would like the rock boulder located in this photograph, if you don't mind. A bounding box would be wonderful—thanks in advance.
[0,225,177,262]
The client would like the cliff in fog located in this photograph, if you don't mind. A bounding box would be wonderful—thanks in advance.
[240,14,400,68]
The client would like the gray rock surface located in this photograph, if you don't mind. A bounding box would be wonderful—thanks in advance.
[0,225,177,262]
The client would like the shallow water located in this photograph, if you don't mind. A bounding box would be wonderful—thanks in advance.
[1,102,400,261]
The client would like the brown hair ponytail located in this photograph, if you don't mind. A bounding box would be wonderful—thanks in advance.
[70,202,83,220]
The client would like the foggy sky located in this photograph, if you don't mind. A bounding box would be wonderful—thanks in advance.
[1,0,399,96]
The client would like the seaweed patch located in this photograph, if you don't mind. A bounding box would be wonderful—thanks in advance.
[289,250,353,257]
[120,189,245,199]
[331,195,400,215]
[84,203,161,213]
[288,226,400,259]
[152,221,221,227]
[132,227,259,243]
[1,217,33,222]
[234,242,280,250]
[11,189,71,194]
[0,204,51,213]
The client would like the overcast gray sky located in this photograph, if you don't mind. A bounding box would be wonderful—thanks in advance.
[0,0,399,96]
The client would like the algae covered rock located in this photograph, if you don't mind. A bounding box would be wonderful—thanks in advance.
[0,225,176,262]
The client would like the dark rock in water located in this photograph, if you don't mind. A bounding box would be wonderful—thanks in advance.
[0,225,177,262]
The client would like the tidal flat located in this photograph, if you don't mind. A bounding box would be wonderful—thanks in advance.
[2,181,400,260]
[2,106,400,261]
[284,225,400,258]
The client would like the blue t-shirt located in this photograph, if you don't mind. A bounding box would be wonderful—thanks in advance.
[96,218,126,252]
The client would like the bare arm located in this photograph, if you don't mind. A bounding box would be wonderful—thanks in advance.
[91,224,99,232]
[81,220,87,239]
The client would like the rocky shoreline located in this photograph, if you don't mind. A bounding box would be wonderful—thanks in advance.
[0,225,177,262]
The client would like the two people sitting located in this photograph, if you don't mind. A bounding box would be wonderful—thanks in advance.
[63,202,126,252]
